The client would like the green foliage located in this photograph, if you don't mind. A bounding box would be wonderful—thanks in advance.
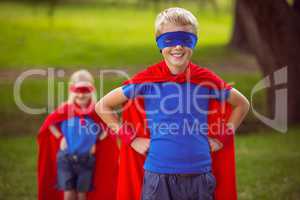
[0,2,232,69]
[236,129,300,199]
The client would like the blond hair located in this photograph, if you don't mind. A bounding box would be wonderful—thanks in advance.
[68,70,97,103]
[155,7,198,37]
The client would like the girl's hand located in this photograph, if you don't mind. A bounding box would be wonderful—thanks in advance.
[208,137,223,152]
[130,137,150,155]
[99,131,108,141]
[49,125,62,139]
[90,144,96,154]
[60,137,68,150]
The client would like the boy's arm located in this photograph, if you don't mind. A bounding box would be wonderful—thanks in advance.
[98,131,108,140]
[226,88,250,131]
[95,87,128,133]
[95,86,150,154]
[130,137,150,155]
[95,87,137,143]
[210,88,249,151]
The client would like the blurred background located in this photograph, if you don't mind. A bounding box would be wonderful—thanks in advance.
[0,0,299,199]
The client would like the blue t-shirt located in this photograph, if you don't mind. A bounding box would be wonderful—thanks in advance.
[60,116,102,155]
[122,82,230,174]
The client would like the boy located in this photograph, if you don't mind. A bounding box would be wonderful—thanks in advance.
[95,7,249,200]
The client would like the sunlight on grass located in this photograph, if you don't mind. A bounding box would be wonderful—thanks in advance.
[0,2,232,68]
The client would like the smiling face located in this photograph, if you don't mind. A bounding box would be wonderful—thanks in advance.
[160,23,195,74]
[74,92,92,107]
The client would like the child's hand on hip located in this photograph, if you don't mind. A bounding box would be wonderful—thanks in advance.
[208,137,223,152]
[60,137,68,150]
[130,137,150,155]
[99,131,108,140]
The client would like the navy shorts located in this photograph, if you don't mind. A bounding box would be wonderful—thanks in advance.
[56,150,96,192]
[142,170,216,200]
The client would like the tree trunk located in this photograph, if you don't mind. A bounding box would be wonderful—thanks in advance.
[237,0,300,124]
[229,0,252,53]
[293,0,300,13]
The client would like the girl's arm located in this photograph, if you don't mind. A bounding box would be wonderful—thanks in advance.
[49,125,62,139]
[49,125,67,150]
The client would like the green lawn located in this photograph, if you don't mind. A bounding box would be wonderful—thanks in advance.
[236,129,300,200]
[0,2,234,69]
[0,129,299,199]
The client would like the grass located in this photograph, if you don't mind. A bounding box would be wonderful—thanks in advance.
[0,136,37,200]
[0,129,299,199]
[236,129,300,200]
[0,2,234,69]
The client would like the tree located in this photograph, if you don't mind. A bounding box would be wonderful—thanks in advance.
[229,0,252,53]
[230,0,300,124]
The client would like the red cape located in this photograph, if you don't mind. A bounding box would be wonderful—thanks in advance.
[37,102,119,200]
[117,61,237,200]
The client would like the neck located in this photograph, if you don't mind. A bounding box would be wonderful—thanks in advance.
[165,61,189,75]
[74,100,92,109]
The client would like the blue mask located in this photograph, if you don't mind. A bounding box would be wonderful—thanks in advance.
[156,31,198,50]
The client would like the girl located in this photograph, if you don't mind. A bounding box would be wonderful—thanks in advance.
[38,70,119,200]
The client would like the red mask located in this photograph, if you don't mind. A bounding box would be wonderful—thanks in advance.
[69,85,94,93]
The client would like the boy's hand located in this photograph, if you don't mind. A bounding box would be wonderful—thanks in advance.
[118,124,136,145]
[99,131,108,141]
[208,137,223,152]
[130,137,150,155]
